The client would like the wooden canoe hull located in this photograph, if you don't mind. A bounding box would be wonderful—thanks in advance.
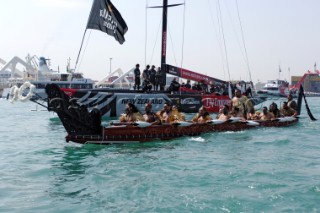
[65,119,298,144]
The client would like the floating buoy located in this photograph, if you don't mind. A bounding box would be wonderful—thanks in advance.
[9,85,19,103]
[18,81,36,101]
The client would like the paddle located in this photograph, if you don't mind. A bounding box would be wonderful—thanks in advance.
[302,90,317,121]
[109,121,152,127]
[133,121,152,127]
[207,119,226,125]
[171,121,193,127]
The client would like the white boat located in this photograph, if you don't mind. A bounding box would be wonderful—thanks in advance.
[257,79,290,97]
[2,56,94,100]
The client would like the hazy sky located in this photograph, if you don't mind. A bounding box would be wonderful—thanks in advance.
[0,0,319,83]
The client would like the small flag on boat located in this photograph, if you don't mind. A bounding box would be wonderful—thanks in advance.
[86,0,128,44]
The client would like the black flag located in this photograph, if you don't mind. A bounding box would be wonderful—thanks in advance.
[86,0,128,44]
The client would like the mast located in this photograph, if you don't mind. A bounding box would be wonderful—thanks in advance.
[160,0,168,90]
[149,1,183,90]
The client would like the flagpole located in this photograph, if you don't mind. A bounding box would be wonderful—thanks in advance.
[74,29,88,72]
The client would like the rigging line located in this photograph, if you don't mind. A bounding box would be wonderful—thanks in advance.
[215,0,227,80]
[217,0,231,82]
[144,0,149,68]
[168,22,178,67]
[78,30,92,71]
[235,0,252,83]
[149,18,162,66]
[224,2,247,72]
[74,28,87,72]
[207,0,226,79]
[180,0,186,71]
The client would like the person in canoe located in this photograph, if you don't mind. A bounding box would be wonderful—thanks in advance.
[280,101,298,117]
[143,102,161,125]
[287,94,297,110]
[157,102,175,123]
[217,105,231,121]
[269,102,281,118]
[119,103,144,123]
[230,106,245,121]
[246,107,260,120]
[192,106,212,123]
[172,105,186,121]
[231,88,253,119]
[259,106,274,120]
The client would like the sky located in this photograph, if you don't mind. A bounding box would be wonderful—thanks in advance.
[0,0,319,83]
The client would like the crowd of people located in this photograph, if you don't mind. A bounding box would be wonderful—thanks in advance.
[134,64,164,92]
[216,93,298,121]
[116,91,298,126]
[133,63,255,99]
[118,101,214,125]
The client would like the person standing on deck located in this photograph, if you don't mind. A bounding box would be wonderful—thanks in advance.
[155,67,162,91]
[134,64,141,90]
[149,65,156,90]
[142,65,150,81]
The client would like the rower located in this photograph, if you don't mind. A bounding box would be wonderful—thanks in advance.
[287,94,297,110]
[143,103,161,125]
[172,105,186,121]
[192,106,212,123]
[231,88,252,119]
[269,102,281,118]
[231,106,245,119]
[156,102,175,123]
[119,103,143,122]
[217,105,231,121]
[259,106,274,120]
[280,101,297,117]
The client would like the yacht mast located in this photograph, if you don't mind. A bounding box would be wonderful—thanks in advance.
[160,0,168,89]
[149,1,183,90]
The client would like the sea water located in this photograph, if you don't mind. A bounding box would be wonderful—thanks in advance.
[0,98,319,212]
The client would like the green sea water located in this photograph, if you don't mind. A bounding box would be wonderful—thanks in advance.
[0,98,319,212]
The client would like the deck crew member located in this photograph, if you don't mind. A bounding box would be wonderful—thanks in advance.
[119,103,143,122]
[192,106,212,123]
[149,65,156,90]
[143,103,161,125]
[154,67,162,91]
[142,65,150,80]
[134,64,141,90]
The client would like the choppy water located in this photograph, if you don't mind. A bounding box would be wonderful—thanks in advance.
[0,98,319,212]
